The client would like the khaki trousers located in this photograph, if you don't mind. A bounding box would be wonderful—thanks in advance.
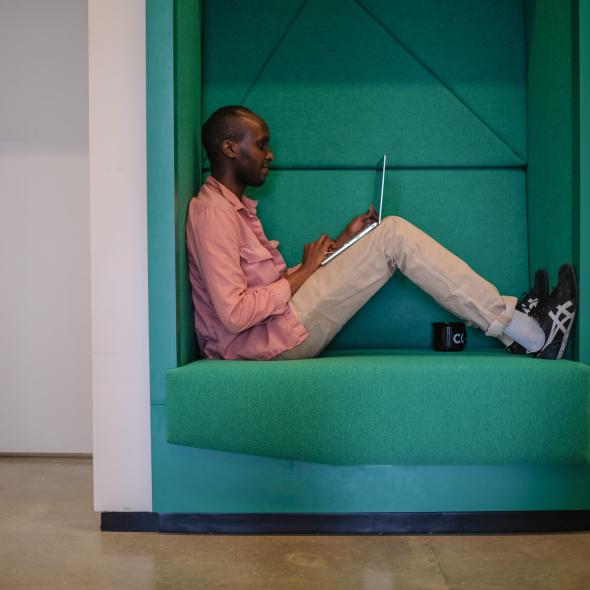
[280,216,516,360]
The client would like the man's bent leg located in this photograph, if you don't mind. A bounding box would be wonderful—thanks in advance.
[280,216,516,360]
[280,224,395,359]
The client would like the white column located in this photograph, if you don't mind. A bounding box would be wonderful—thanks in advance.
[89,0,151,511]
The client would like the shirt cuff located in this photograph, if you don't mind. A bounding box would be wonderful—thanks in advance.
[268,277,291,313]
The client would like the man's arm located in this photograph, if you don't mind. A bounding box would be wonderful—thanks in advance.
[283,208,376,294]
[284,234,335,295]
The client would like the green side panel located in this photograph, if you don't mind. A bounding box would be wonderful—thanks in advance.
[147,0,177,402]
[579,0,590,364]
[526,0,574,288]
[248,169,528,350]
[167,351,590,465]
[203,0,526,167]
[174,0,201,366]
[152,404,590,512]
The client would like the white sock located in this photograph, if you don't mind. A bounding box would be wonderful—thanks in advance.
[503,310,545,353]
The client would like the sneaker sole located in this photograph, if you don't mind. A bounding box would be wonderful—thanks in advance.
[557,264,578,360]
[556,309,576,360]
[547,264,578,360]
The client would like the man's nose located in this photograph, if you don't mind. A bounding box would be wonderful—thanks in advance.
[267,149,274,161]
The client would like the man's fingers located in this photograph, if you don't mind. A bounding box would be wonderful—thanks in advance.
[317,235,335,254]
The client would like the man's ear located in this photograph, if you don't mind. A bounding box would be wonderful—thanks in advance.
[221,139,237,159]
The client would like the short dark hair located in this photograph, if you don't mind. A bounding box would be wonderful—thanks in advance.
[201,105,258,165]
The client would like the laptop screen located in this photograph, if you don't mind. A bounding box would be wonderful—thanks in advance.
[373,154,387,224]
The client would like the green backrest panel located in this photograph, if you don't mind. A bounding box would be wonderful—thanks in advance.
[349,0,527,162]
[203,0,526,167]
[202,0,304,113]
[249,169,527,349]
[526,0,575,289]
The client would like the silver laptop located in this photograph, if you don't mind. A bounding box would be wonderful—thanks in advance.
[320,154,387,266]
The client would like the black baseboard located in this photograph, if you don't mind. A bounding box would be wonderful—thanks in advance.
[101,511,159,532]
[101,510,590,534]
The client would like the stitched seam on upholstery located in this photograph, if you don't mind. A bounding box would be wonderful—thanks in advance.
[240,0,308,105]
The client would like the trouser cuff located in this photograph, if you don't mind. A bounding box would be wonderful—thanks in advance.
[485,295,518,339]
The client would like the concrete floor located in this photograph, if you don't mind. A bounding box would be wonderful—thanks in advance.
[1,458,590,590]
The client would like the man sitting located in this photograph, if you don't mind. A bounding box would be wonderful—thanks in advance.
[186,106,577,361]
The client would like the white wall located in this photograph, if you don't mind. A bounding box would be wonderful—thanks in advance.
[89,0,152,511]
[0,0,92,453]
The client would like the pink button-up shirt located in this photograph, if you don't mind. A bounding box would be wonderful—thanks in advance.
[186,176,309,360]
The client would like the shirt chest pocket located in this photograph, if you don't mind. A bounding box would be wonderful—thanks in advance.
[239,243,279,287]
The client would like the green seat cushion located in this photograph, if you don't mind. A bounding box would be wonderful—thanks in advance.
[167,350,590,465]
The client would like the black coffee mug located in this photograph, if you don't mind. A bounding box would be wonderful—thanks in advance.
[432,322,467,352]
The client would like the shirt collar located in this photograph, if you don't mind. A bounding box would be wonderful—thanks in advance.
[206,176,258,215]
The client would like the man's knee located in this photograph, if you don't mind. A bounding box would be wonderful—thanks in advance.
[379,216,421,250]
[381,215,407,234]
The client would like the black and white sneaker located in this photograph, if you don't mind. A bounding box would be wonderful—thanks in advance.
[506,268,549,355]
[531,263,577,360]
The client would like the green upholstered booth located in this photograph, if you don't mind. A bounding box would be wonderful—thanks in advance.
[147,0,590,517]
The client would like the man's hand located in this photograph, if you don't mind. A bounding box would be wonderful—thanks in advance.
[334,205,378,250]
[285,234,335,295]
[301,234,336,272]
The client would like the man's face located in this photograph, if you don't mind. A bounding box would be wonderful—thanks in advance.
[229,115,274,187]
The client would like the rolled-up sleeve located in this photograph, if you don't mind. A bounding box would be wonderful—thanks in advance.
[188,207,291,334]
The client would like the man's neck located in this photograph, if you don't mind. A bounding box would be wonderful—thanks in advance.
[210,170,245,199]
